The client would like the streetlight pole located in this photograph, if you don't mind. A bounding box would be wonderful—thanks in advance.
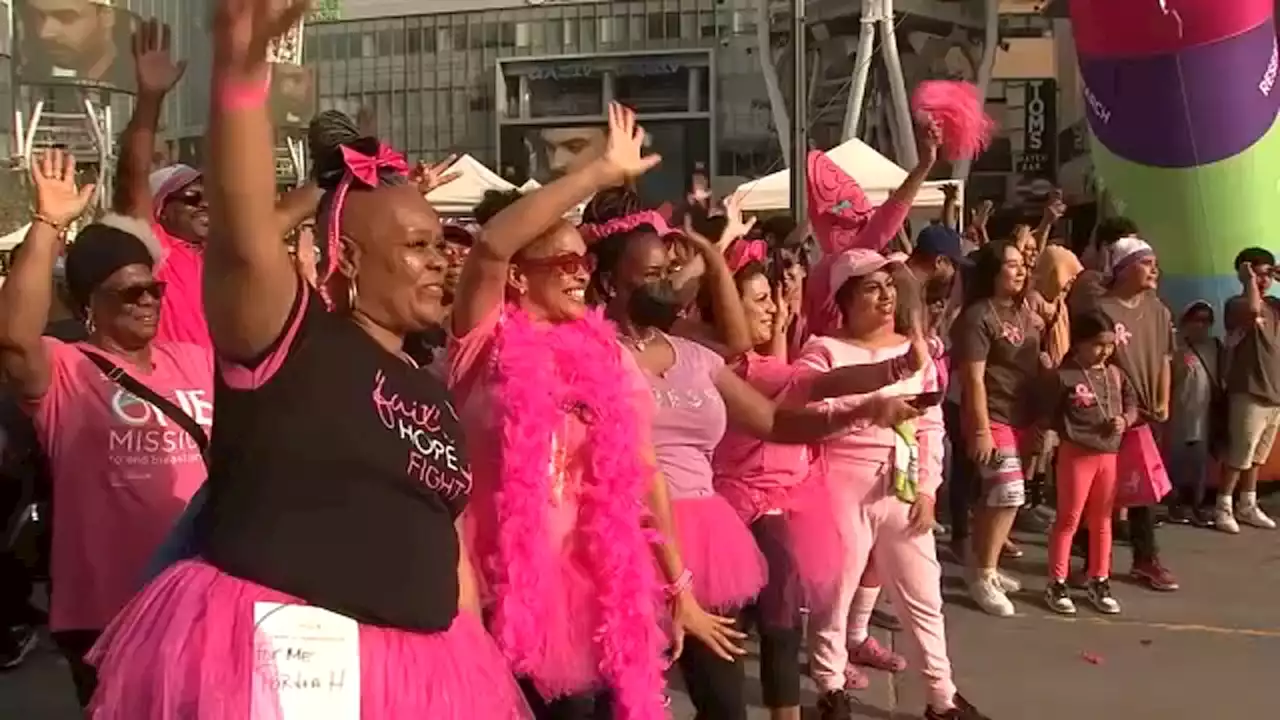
[789,0,808,218]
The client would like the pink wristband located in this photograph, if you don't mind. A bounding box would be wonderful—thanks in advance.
[216,67,272,111]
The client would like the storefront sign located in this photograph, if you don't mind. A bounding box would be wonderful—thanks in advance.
[1017,79,1057,178]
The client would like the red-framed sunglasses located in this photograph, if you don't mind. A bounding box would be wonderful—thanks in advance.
[517,252,596,275]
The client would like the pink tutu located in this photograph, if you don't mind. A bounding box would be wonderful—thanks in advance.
[87,560,531,719]
[671,495,767,612]
[778,476,846,614]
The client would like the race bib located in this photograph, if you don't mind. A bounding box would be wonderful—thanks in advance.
[253,602,361,720]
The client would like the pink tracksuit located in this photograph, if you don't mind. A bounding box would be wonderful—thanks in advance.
[796,335,956,709]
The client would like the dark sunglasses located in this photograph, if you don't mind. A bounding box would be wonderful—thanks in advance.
[106,281,167,304]
[170,190,205,208]
[518,252,597,275]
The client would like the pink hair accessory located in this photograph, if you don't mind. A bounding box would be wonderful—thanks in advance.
[725,238,768,273]
[911,81,995,161]
[215,66,272,111]
[339,143,409,186]
[578,210,675,244]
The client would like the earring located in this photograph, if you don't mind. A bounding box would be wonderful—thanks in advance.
[347,281,359,311]
[84,314,96,335]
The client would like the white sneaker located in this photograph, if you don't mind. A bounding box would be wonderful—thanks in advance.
[969,574,1016,617]
[1237,504,1277,530]
[1215,505,1241,534]
[1044,581,1076,615]
[1086,578,1121,615]
[995,570,1023,594]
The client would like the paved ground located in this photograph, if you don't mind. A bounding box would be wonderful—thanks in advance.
[4,502,1278,719]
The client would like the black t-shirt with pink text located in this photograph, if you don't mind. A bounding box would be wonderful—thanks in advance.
[197,282,471,632]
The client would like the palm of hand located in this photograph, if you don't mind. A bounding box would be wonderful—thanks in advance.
[137,54,184,91]
[36,179,91,224]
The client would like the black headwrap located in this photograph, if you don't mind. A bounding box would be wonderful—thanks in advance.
[64,224,155,311]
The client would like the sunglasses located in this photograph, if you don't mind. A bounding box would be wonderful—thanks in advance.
[106,281,167,304]
[518,252,597,276]
[170,190,205,208]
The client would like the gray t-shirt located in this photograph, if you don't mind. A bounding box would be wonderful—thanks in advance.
[1225,296,1280,405]
[1170,338,1221,444]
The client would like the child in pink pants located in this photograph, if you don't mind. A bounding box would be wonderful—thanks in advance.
[1043,310,1137,616]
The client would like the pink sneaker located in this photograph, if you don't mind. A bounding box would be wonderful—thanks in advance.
[843,664,871,690]
[848,636,907,673]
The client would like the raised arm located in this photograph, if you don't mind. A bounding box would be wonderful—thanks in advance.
[114,20,187,218]
[845,121,941,254]
[0,151,96,399]
[452,103,658,337]
[202,0,311,362]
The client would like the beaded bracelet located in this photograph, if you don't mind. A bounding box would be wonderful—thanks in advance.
[32,212,68,234]
[665,568,693,600]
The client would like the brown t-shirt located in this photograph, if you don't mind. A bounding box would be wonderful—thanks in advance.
[1067,269,1108,319]
[1093,292,1174,420]
[952,300,1043,427]
[1225,295,1280,405]
[1047,361,1137,453]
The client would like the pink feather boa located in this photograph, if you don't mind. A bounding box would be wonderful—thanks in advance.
[911,80,995,162]
[487,306,667,720]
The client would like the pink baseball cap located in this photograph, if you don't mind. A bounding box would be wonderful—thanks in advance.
[148,164,202,218]
[828,248,908,300]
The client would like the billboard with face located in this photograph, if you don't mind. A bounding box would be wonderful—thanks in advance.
[13,0,140,91]
[271,63,317,133]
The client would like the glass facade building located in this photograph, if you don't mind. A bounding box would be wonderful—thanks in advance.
[305,0,790,198]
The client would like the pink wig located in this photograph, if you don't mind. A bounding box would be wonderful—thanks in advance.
[911,80,995,162]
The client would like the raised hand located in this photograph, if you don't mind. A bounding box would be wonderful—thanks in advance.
[1043,188,1066,221]
[133,18,187,96]
[601,102,661,185]
[720,192,757,246]
[412,155,462,194]
[212,0,309,79]
[915,117,942,168]
[31,150,96,227]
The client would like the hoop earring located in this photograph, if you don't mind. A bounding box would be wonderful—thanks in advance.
[84,314,96,335]
[347,281,359,311]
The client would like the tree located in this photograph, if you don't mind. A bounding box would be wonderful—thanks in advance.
[310,0,342,22]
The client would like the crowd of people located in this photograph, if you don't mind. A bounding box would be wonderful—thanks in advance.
[1,2,1278,719]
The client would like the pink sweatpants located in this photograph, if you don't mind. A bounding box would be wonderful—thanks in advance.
[808,461,955,708]
[1048,441,1118,580]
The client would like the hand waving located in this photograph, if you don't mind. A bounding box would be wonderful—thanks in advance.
[915,117,942,168]
[720,192,757,247]
[133,19,187,96]
[601,102,661,185]
[412,155,462,194]
[31,150,96,227]
[213,0,309,78]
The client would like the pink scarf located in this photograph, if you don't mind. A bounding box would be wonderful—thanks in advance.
[487,307,666,720]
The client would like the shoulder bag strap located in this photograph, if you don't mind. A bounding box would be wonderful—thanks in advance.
[78,348,210,463]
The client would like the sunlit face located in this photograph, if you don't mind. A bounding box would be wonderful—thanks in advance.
[612,231,670,302]
[1014,227,1039,270]
[540,126,607,179]
[25,0,109,69]
[343,185,450,333]
[512,222,592,323]
[779,247,807,298]
[739,272,777,347]
[1075,330,1116,367]
[838,269,897,330]
[88,264,163,349]
[1181,309,1213,343]
[159,180,209,244]
[1118,254,1160,291]
[1250,261,1275,294]
[441,230,471,299]
[996,244,1027,298]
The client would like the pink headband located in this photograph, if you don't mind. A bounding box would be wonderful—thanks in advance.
[318,143,409,308]
[578,210,675,244]
[725,238,767,273]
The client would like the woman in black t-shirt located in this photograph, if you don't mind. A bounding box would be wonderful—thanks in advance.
[84,4,529,718]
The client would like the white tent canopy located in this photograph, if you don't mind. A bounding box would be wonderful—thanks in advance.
[732,138,958,212]
[1,224,31,252]
[425,155,516,214]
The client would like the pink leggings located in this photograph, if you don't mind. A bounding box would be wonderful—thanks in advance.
[1048,441,1118,581]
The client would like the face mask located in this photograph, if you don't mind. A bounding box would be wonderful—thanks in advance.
[628,280,682,332]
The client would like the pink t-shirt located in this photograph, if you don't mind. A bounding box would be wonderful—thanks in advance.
[28,338,213,631]
[153,224,211,349]
[447,307,654,581]
[712,352,812,520]
[647,335,727,500]
[795,335,945,498]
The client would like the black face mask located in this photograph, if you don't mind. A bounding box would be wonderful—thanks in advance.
[627,280,682,332]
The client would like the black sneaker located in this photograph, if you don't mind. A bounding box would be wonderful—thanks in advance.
[924,693,990,719]
[1167,504,1192,524]
[0,625,39,671]
[1191,507,1216,528]
[1086,578,1121,615]
[1044,580,1076,615]
[818,689,855,720]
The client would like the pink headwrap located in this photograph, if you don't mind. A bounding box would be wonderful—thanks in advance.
[577,210,675,244]
[318,142,409,308]
[725,238,768,273]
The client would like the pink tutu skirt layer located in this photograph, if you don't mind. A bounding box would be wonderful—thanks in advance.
[87,559,531,720]
[672,494,767,612]
[779,477,846,614]
[509,555,607,700]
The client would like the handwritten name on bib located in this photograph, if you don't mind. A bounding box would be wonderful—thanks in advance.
[253,602,361,720]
